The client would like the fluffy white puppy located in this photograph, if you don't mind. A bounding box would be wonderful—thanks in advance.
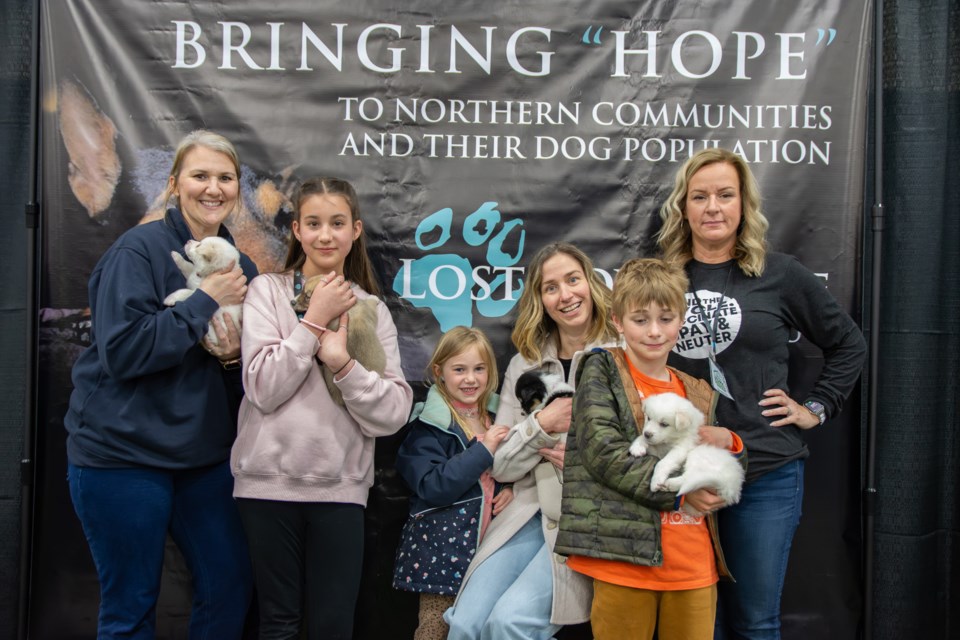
[629,392,744,515]
[163,237,241,347]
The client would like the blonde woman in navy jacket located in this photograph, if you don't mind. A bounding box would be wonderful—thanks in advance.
[65,131,255,638]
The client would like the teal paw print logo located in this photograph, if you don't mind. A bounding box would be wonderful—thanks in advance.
[393,202,525,331]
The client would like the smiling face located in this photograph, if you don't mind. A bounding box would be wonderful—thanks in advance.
[539,252,594,340]
[435,344,490,409]
[292,193,362,278]
[169,146,240,239]
[613,301,683,378]
[685,161,742,261]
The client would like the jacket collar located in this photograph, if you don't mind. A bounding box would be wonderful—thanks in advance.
[412,385,500,430]
[523,334,619,385]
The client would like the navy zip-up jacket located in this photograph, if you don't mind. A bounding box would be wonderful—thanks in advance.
[64,208,258,469]
[395,386,500,515]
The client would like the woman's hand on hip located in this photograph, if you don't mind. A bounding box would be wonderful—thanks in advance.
[760,388,820,430]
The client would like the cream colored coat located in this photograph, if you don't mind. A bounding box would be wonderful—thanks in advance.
[453,337,614,625]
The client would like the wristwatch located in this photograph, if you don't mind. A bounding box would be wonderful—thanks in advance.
[803,400,826,425]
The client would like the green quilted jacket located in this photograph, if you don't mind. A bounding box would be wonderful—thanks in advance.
[555,347,738,579]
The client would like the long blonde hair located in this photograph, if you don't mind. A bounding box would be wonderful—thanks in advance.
[283,177,381,296]
[511,242,617,363]
[657,148,769,277]
[427,326,499,433]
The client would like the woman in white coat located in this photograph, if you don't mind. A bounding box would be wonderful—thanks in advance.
[446,242,618,640]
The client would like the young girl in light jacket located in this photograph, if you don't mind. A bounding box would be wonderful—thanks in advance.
[231,177,413,640]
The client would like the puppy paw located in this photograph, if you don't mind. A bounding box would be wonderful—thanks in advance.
[660,477,682,492]
[628,438,647,458]
[163,288,192,307]
[651,468,672,490]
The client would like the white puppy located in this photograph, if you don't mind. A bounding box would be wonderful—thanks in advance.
[163,237,241,347]
[629,392,744,516]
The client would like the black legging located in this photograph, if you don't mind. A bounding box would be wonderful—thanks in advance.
[237,498,364,640]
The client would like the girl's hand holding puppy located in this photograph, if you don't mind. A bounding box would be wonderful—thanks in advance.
[481,424,511,455]
[318,311,354,379]
[302,270,356,329]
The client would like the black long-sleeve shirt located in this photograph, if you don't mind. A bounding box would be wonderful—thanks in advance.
[668,252,866,481]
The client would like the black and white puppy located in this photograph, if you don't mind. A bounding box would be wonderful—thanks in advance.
[515,370,574,415]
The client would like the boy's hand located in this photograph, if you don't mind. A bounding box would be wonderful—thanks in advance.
[684,487,727,515]
[492,486,514,515]
[482,425,511,454]
[698,425,734,449]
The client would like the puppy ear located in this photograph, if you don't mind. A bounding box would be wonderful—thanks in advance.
[676,402,704,433]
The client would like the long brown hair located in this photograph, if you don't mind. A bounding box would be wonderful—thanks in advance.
[283,177,380,296]
[657,147,769,277]
[511,242,617,363]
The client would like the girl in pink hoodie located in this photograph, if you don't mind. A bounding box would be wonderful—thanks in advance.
[231,177,413,640]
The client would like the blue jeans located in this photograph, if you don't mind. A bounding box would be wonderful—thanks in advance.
[68,462,253,639]
[445,515,560,640]
[715,459,805,640]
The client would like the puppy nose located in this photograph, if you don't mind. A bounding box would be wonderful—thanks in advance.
[643,430,655,439]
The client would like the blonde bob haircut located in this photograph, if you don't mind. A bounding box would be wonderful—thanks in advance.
[657,147,769,277]
[612,258,689,320]
[160,130,241,210]
[511,242,617,363]
[427,326,499,432]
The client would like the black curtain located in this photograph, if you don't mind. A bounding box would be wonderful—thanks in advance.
[0,0,31,637]
[869,1,960,639]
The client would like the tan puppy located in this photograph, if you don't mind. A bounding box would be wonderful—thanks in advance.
[294,275,386,406]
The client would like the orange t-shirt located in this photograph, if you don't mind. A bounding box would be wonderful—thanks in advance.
[567,362,728,591]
